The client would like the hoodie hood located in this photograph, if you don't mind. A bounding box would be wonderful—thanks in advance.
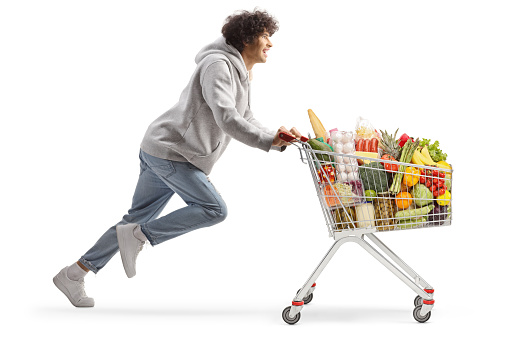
[195,36,249,82]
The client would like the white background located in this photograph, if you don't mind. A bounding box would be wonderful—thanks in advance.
[1,0,507,338]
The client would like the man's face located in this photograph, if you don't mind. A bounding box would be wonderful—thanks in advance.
[243,30,273,64]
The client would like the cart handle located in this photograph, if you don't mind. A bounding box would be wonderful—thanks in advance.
[279,131,309,143]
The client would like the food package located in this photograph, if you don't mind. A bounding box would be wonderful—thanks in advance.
[317,163,336,184]
[355,202,376,228]
[373,192,396,230]
[322,182,364,208]
[355,116,380,142]
[329,130,359,182]
[331,205,357,230]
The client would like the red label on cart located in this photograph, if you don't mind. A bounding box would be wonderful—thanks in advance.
[312,283,316,287]
[424,289,434,293]
[423,299,435,305]
[292,301,304,306]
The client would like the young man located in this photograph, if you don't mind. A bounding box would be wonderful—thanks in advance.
[53,9,302,307]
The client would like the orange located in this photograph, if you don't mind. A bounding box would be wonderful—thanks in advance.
[395,192,412,209]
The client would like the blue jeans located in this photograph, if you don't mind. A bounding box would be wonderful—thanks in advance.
[79,149,228,274]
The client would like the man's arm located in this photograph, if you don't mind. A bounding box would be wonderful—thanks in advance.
[244,106,286,152]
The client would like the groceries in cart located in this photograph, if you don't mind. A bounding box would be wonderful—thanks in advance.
[305,109,452,233]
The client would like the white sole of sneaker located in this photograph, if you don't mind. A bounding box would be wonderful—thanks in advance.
[116,225,136,278]
[53,275,93,308]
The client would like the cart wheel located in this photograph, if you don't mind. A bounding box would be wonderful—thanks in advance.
[282,306,301,325]
[413,305,431,323]
[296,289,314,304]
[414,295,423,306]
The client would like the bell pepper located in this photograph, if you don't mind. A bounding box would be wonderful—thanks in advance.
[402,166,420,187]
[398,133,414,147]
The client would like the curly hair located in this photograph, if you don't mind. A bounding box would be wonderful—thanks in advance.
[222,9,279,53]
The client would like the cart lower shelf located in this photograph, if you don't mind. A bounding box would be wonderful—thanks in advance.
[282,233,435,324]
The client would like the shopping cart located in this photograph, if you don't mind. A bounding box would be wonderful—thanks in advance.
[279,132,453,324]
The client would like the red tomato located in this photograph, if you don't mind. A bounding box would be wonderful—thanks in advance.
[433,190,440,197]
[431,185,437,192]
[439,188,446,195]
[381,154,396,172]
[439,172,446,178]
[384,163,398,172]
[426,179,432,188]
[432,170,439,177]
[433,178,438,185]
[420,176,426,184]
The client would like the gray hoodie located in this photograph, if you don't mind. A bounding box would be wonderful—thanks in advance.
[140,36,281,175]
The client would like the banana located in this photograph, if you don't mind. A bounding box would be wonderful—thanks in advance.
[420,146,437,165]
[308,109,328,140]
[415,149,435,166]
[411,149,425,166]
[436,160,451,170]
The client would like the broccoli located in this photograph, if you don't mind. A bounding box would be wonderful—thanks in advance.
[358,162,390,193]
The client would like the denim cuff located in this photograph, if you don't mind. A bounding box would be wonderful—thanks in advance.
[140,224,157,246]
[79,257,99,274]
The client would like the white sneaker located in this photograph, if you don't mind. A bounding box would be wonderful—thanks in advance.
[53,266,95,307]
[117,223,145,278]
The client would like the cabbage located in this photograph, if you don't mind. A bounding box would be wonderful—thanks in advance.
[411,184,433,207]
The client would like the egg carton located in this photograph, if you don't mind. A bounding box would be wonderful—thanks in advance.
[329,130,359,182]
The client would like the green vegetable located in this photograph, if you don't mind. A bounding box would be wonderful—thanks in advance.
[419,138,447,162]
[364,190,377,201]
[316,137,334,152]
[389,138,420,194]
[358,162,389,193]
[395,204,433,220]
[308,139,335,164]
[398,216,428,229]
[411,184,433,207]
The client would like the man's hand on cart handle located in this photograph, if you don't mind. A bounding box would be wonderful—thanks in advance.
[276,128,307,145]
[273,127,302,147]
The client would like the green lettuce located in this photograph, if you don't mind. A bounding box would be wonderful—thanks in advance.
[419,138,447,162]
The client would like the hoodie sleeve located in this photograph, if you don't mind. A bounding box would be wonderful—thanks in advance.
[244,106,286,152]
[244,105,275,136]
[201,61,274,152]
